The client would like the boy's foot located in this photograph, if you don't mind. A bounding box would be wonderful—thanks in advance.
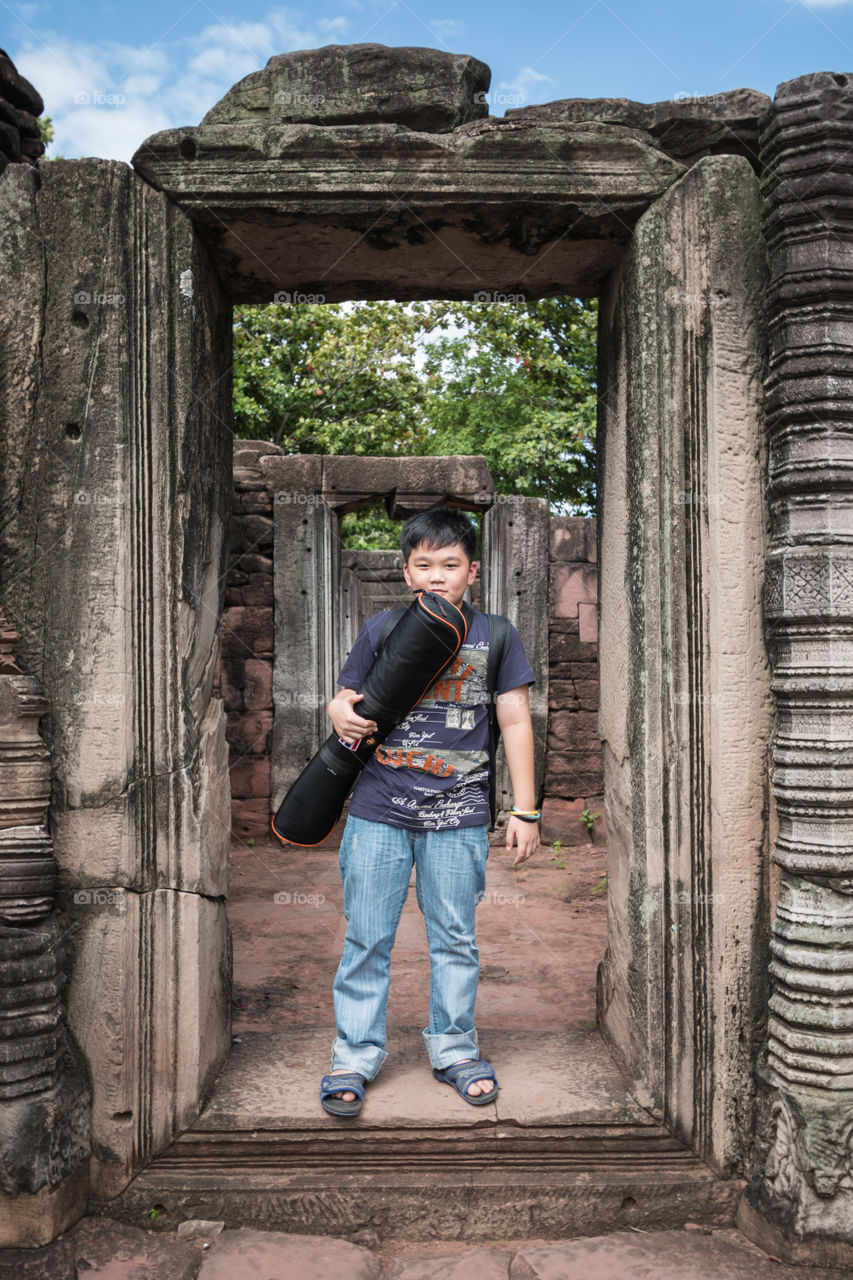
[325,1068,359,1102]
[448,1057,495,1097]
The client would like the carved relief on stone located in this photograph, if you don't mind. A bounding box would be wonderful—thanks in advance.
[750,71,853,1251]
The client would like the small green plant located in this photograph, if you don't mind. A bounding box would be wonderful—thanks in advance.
[148,1207,161,1221]
[585,1018,597,1030]
[592,874,607,897]
[247,837,254,846]
[581,808,601,835]
[552,840,565,869]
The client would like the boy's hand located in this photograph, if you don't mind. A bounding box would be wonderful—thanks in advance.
[506,815,540,866]
[327,688,378,746]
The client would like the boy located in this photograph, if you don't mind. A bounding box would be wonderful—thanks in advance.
[320,507,540,1116]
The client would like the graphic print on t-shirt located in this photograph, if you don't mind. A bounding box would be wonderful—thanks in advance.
[336,608,534,831]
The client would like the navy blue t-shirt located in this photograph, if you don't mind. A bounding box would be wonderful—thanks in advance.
[336,606,534,831]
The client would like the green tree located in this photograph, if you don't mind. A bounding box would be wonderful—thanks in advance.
[37,115,63,159]
[417,298,597,512]
[233,301,427,452]
[232,296,598,516]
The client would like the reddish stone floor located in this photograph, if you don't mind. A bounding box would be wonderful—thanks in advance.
[228,822,608,1037]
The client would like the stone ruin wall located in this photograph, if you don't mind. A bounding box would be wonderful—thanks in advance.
[215,440,602,847]
[0,49,45,174]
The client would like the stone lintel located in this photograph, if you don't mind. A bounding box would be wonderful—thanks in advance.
[131,120,684,302]
[261,453,494,518]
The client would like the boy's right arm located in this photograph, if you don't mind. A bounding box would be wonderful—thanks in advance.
[326,687,378,745]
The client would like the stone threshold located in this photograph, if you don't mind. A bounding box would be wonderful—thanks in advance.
[90,1028,745,1239]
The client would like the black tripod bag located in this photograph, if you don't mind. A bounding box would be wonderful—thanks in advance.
[271,591,472,846]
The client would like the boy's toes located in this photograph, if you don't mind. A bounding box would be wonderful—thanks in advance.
[466,1078,494,1096]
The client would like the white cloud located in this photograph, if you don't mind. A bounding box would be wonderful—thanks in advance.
[11,8,352,163]
[492,66,554,112]
[428,19,466,43]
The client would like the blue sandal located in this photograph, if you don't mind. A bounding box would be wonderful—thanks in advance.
[320,1071,366,1116]
[432,1057,499,1106]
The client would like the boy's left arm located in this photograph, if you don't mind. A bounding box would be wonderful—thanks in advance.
[496,685,540,866]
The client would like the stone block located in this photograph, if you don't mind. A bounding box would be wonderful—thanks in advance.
[220,607,274,658]
[548,679,580,712]
[230,797,272,841]
[505,87,772,167]
[540,797,606,846]
[578,601,598,643]
[547,709,600,750]
[551,563,598,618]
[549,625,598,665]
[228,755,270,800]
[61,887,231,1199]
[551,516,596,563]
[226,711,273,756]
[198,1227,381,1279]
[200,44,490,133]
[69,1216,199,1279]
[243,657,273,711]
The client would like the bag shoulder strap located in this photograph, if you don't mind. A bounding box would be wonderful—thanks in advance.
[486,614,513,832]
[376,606,407,653]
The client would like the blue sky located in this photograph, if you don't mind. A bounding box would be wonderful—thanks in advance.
[4,0,853,161]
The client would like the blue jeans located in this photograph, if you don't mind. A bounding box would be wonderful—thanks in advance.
[330,814,490,1078]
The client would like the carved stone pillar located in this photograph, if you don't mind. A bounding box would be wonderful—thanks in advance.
[596,152,773,1178]
[737,72,853,1266]
[0,609,91,1247]
[0,158,233,1200]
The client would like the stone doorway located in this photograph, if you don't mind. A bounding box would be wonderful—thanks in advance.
[1,43,778,1248]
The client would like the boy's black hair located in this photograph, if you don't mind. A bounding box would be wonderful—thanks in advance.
[400,506,478,564]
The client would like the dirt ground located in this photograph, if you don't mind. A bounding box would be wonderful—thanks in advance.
[227,825,609,1037]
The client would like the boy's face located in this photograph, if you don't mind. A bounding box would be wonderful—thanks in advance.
[402,540,478,609]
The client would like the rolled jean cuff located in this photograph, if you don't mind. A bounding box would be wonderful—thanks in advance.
[330,1038,388,1080]
[423,1027,480,1071]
